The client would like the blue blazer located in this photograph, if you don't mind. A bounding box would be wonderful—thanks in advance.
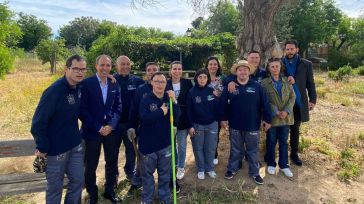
[80,75,122,140]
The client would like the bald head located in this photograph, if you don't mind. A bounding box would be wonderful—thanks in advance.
[116,55,131,76]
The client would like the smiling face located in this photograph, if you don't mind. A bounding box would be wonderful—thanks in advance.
[236,66,250,82]
[95,56,112,79]
[170,63,183,81]
[151,74,167,95]
[116,56,131,76]
[207,59,219,75]
[247,52,260,68]
[146,64,160,81]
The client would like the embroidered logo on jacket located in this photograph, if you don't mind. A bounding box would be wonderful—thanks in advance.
[207,95,215,101]
[67,94,75,104]
[150,103,158,112]
[246,87,256,93]
[195,96,202,103]
[127,85,136,90]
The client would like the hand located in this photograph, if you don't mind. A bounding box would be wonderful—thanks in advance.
[309,102,315,111]
[228,81,238,93]
[189,128,195,137]
[35,149,47,158]
[100,125,112,136]
[127,128,136,142]
[173,126,177,135]
[262,121,271,132]
[167,90,177,103]
[279,111,288,119]
[287,76,295,85]
[107,74,117,83]
[161,103,168,115]
[220,121,228,129]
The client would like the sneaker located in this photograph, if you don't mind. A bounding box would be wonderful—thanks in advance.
[290,154,303,166]
[213,158,219,165]
[127,185,142,197]
[267,166,276,175]
[197,172,205,180]
[253,175,264,185]
[177,168,185,180]
[207,171,217,179]
[169,180,181,194]
[280,168,293,177]
[224,170,236,180]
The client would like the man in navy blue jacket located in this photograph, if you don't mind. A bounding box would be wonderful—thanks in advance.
[80,55,122,204]
[31,55,87,204]
[114,55,144,182]
[138,72,180,204]
[220,60,272,185]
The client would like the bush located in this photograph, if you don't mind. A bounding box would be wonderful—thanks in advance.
[354,66,364,76]
[0,45,14,78]
[327,49,351,70]
[328,65,352,81]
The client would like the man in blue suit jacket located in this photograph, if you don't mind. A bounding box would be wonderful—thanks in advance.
[80,55,122,204]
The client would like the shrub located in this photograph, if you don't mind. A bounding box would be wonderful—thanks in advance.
[328,65,352,81]
[354,66,364,76]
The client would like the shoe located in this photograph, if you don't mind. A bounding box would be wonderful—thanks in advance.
[267,166,276,175]
[207,171,217,178]
[103,192,122,203]
[213,158,219,165]
[177,168,185,180]
[290,154,303,166]
[197,172,205,180]
[224,170,236,180]
[127,184,142,197]
[280,168,293,177]
[252,175,264,185]
[169,179,181,194]
[238,161,243,169]
[86,197,98,204]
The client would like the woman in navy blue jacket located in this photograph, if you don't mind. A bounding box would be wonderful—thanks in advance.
[187,69,220,180]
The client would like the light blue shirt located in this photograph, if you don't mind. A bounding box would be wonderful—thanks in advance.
[96,74,108,104]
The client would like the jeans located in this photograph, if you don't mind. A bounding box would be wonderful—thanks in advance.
[45,143,84,204]
[176,129,188,168]
[191,121,218,172]
[84,133,118,197]
[265,126,290,169]
[115,123,136,179]
[227,129,260,177]
[140,146,171,203]
[290,105,302,156]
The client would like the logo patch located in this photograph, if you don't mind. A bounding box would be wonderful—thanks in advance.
[150,103,158,112]
[127,85,136,90]
[195,96,202,103]
[67,94,75,104]
[232,89,240,95]
[207,95,215,101]
[246,87,256,93]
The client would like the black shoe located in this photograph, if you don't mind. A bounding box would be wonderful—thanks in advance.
[290,154,303,166]
[238,161,243,170]
[127,184,142,197]
[224,170,236,180]
[169,180,181,194]
[86,197,98,204]
[102,192,122,203]
[253,175,264,185]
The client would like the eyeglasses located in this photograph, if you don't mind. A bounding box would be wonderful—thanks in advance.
[69,67,88,73]
[152,80,166,85]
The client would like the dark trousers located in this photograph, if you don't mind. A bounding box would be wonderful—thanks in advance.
[214,125,221,159]
[115,123,136,179]
[290,106,302,156]
[84,133,118,198]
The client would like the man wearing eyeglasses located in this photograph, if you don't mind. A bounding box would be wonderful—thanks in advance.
[80,55,122,204]
[31,55,87,204]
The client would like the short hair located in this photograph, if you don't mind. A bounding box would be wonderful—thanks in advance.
[204,56,222,77]
[247,50,260,56]
[151,72,166,81]
[169,61,182,69]
[284,40,299,48]
[66,55,85,68]
[194,68,211,86]
[266,58,285,76]
[145,62,159,71]
[95,54,112,65]
[116,55,130,64]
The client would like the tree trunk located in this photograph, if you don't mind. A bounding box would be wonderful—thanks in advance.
[236,0,285,63]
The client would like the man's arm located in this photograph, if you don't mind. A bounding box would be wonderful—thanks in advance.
[306,61,317,105]
[79,85,103,133]
[108,85,122,130]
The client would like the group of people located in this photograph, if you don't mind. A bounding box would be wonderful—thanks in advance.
[31,39,317,204]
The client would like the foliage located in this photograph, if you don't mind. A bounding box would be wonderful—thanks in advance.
[328,65,352,82]
[327,48,351,70]
[16,12,52,51]
[274,5,293,41]
[36,39,69,73]
[354,66,364,76]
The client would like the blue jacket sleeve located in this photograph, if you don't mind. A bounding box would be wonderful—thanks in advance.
[186,91,194,129]
[30,87,57,153]
[223,74,236,86]
[260,85,273,123]
[139,100,165,125]
[128,88,141,129]
[79,85,103,133]
[219,88,229,121]
[108,84,122,130]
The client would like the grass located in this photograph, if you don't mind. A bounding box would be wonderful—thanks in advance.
[359,132,364,141]
[311,138,339,158]
[337,146,362,181]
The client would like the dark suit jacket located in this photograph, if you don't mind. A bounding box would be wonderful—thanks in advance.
[167,78,193,130]
[80,75,122,140]
[286,58,317,122]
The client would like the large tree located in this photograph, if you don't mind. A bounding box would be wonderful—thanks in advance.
[16,12,52,51]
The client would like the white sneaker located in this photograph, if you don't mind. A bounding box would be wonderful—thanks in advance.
[213,158,218,165]
[197,172,205,180]
[267,166,276,175]
[207,171,217,178]
[176,168,185,180]
[281,168,293,177]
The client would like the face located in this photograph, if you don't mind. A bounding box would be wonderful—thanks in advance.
[247,53,260,68]
[197,74,208,87]
[268,61,281,77]
[146,64,160,81]
[116,56,131,76]
[285,44,299,59]
[170,63,182,80]
[207,59,219,74]
[96,56,112,78]
[65,59,87,85]
[151,75,167,95]
[236,66,250,81]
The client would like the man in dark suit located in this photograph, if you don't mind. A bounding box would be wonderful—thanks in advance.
[282,40,317,166]
[80,55,122,204]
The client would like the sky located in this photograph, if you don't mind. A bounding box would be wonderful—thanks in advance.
[5,0,364,35]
